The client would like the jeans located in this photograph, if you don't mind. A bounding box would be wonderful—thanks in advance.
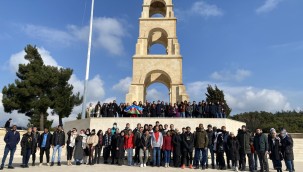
[216,112,223,118]
[1,145,16,167]
[139,148,149,164]
[40,147,50,163]
[180,112,185,118]
[206,145,215,166]
[51,145,62,163]
[153,147,161,166]
[164,150,171,163]
[285,160,293,172]
[194,148,207,167]
[22,148,32,166]
[126,148,133,166]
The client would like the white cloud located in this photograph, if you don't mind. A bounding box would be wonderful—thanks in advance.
[112,77,132,93]
[186,81,292,115]
[256,0,284,14]
[8,47,59,73]
[146,88,169,103]
[210,69,251,82]
[22,17,127,55]
[190,1,223,17]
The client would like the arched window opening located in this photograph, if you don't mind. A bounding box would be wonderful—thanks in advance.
[149,0,166,18]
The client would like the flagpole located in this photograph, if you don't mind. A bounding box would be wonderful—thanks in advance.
[81,0,95,119]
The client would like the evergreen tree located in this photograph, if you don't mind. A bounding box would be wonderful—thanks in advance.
[50,68,82,126]
[205,84,232,117]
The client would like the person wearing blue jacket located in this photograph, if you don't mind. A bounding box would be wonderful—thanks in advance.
[0,125,20,170]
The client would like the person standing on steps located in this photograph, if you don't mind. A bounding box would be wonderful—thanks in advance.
[0,125,20,170]
[50,125,65,167]
[38,128,52,166]
[31,127,40,166]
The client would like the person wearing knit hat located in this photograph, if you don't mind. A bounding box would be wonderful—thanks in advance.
[280,128,294,172]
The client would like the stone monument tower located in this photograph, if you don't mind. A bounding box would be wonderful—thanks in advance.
[126,0,189,104]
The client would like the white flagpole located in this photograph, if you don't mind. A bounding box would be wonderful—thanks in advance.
[81,0,95,119]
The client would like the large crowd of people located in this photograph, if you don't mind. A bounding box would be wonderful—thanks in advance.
[0,121,295,172]
[86,100,228,118]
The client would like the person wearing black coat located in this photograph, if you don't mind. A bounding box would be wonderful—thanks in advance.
[227,132,240,171]
[206,125,215,169]
[181,127,194,169]
[280,129,294,172]
[111,129,120,164]
[50,125,65,166]
[20,128,34,168]
[173,129,182,167]
[139,130,151,167]
[150,104,157,117]
[31,127,40,166]
[215,129,226,170]
[268,130,283,172]
[116,131,125,166]
[101,103,108,117]
[209,102,217,118]
[38,128,52,166]
[94,130,103,164]
[237,126,253,171]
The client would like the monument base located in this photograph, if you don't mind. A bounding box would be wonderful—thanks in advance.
[65,118,245,134]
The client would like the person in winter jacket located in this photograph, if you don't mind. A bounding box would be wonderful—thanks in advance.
[124,129,134,166]
[172,129,182,167]
[103,128,112,164]
[215,128,226,170]
[31,127,40,166]
[87,129,98,165]
[237,125,253,171]
[111,129,120,164]
[280,129,294,172]
[50,125,65,167]
[254,128,269,172]
[74,130,87,165]
[181,126,194,169]
[94,130,103,164]
[20,128,34,168]
[38,128,52,166]
[194,124,209,169]
[227,132,240,172]
[163,131,173,168]
[139,130,151,167]
[268,130,283,172]
[66,128,77,166]
[116,131,125,166]
[0,125,20,170]
[151,126,163,167]
[206,124,215,169]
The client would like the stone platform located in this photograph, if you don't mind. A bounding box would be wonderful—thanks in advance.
[64,118,246,134]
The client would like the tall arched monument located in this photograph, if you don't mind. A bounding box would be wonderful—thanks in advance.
[126,0,189,104]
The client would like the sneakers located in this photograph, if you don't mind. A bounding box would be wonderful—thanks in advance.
[46,163,50,166]
[50,162,54,166]
[58,162,61,166]
[235,167,239,172]
[143,164,146,167]
[7,166,14,169]
[39,163,43,167]
[0,166,3,170]
[140,164,143,168]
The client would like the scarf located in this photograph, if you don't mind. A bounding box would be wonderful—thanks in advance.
[104,134,112,147]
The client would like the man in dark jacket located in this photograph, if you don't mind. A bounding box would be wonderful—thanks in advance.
[237,125,253,171]
[280,129,294,172]
[194,124,209,169]
[20,128,34,168]
[50,125,65,166]
[111,129,120,164]
[254,128,269,172]
[206,124,215,169]
[209,102,217,118]
[31,127,40,166]
[134,127,143,165]
[38,128,52,166]
[173,129,182,167]
[181,126,194,169]
[0,125,20,170]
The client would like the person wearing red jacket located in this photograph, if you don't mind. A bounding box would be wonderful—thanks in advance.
[163,131,173,168]
[124,130,134,166]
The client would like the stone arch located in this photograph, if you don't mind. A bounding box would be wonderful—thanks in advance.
[143,70,172,102]
[149,0,167,17]
[147,28,168,54]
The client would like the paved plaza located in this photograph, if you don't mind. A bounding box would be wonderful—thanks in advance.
[1,158,300,172]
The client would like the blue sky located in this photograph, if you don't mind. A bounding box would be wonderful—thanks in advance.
[0,0,303,126]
